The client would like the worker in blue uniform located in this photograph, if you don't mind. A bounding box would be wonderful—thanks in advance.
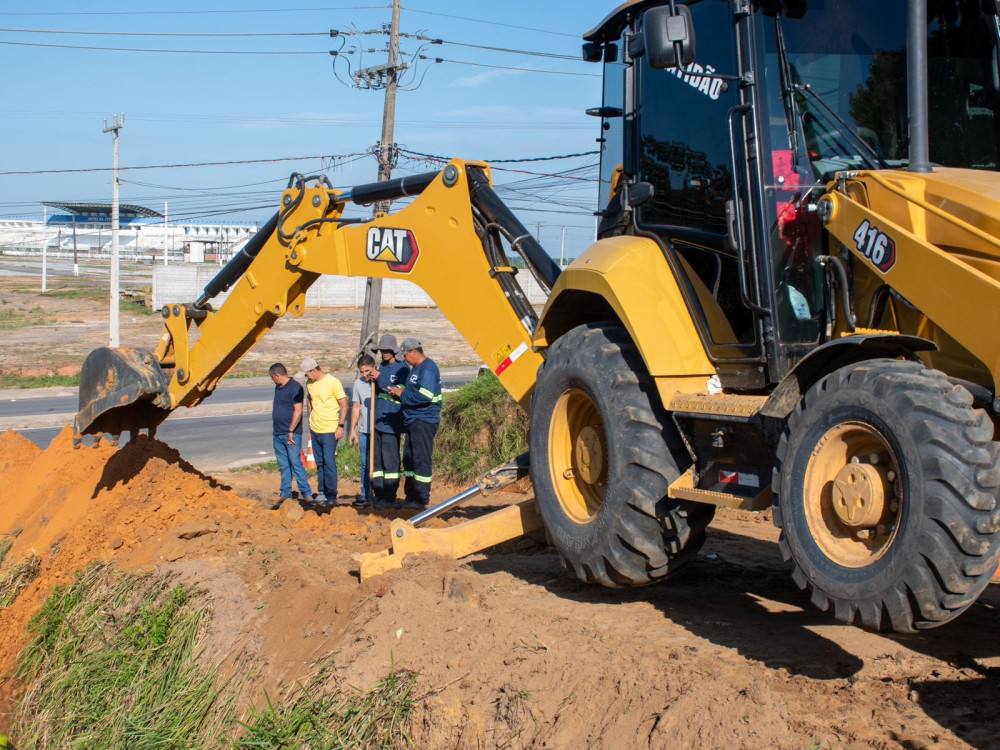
[371,334,410,509]
[389,337,442,509]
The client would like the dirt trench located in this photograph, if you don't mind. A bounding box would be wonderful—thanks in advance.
[1,426,1000,748]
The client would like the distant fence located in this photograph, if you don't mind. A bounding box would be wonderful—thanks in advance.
[152,265,549,310]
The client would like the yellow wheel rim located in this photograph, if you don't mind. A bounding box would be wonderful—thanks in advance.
[803,421,903,568]
[549,388,608,524]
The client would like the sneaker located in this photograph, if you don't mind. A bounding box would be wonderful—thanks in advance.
[313,494,328,505]
[352,496,373,509]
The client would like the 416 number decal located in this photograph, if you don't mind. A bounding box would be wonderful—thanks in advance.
[852,220,896,272]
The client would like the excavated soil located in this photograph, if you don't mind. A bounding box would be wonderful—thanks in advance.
[3,427,1000,748]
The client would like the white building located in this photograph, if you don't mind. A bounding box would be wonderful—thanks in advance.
[0,202,258,265]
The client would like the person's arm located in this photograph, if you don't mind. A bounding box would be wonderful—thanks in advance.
[288,402,303,444]
[336,396,348,441]
[401,363,441,407]
[349,401,361,446]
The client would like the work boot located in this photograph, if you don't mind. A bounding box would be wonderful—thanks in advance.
[352,495,373,509]
[401,499,427,510]
[373,498,397,510]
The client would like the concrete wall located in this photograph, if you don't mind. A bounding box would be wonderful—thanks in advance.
[152,265,550,310]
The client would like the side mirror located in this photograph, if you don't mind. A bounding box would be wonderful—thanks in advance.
[643,5,696,70]
[582,42,604,63]
[627,182,655,208]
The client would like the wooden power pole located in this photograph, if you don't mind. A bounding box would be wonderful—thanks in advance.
[357,0,402,352]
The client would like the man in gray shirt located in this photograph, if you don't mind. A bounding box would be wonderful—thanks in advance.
[349,354,377,508]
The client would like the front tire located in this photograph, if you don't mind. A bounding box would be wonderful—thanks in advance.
[774,359,1000,631]
[529,323,714,587]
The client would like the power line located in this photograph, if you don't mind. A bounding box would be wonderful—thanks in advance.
[0,6,388,17]
[398,148,598,164]
[0,39,325,55]
[0,27,327,37]
[0,152,368,177]
[404,33,579,61]
[422,55,598,78]
[400,7,578,39]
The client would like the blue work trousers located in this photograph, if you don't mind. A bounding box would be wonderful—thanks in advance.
[273,434,312,499]
[311,430,339,501]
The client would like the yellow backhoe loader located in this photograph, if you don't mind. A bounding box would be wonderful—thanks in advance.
[76,0,1000,633]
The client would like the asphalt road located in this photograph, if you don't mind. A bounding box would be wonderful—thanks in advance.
[6,370,477,471]
[16,412,275,472]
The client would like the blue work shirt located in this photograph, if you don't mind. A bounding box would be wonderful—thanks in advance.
[401,357,442,426]
[375,360,410,434]
[272,378,305,435]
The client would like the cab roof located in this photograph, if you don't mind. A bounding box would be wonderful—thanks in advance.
[584,0,675,43]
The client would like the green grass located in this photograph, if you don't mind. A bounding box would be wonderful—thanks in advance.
[235,665,416,749]
[120,298,157,316]
[8,563,419,749]
[435,373,528,483]
[41,285,106,301]
[0,308,52,330]
[233,442,362,481]
[0,372,80,389]
[13,563,236,750]
[0,554,40,610]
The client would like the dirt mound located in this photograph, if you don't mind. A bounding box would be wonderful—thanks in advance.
[0,427,388,697]
[4,427,1000,747]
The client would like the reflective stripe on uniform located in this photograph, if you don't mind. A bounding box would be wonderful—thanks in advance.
[372,470,385,479]
[417,387,442,402]
[377,393,401,404]
[413,473,433,483]
[383,472,401,480]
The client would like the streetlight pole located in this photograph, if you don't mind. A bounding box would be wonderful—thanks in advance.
[104,113,124,348]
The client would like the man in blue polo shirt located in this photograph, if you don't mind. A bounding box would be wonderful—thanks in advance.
[388,338,442,509]
[269,362,312,503]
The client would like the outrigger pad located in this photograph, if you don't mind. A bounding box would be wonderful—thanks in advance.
[76,347,172,437]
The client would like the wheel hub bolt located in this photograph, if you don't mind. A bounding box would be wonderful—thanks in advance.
[856,528,874,540]
[563,468,574,480]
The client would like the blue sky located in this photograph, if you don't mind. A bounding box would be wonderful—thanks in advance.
[0,1,613,259]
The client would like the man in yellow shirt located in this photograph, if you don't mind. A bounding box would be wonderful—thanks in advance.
[298,357,348,506]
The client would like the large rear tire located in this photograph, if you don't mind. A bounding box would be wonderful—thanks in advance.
[529,323,714,587]
[773,359,1000,631]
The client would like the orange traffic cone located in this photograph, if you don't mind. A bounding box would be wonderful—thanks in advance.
[301,436,317,470]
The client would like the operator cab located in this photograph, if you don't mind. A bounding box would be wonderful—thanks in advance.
[585,0,1000,390]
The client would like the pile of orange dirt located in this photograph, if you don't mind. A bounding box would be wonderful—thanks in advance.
[0,427,391,705]
[4,427,1000,748]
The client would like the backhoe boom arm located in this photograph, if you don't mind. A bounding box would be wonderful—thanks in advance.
[76,160,556,436]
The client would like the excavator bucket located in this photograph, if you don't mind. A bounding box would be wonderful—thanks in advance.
[75,347,172,438]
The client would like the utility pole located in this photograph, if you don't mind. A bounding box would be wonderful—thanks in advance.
[560,227,566,268]
[72,214,79,277]
[357,0,402,352]
[104,113,124,348]
[163,201,169,265]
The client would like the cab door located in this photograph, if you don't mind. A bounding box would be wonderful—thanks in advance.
[631,0,767,389]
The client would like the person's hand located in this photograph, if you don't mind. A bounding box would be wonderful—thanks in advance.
[287,433,296,446]
[349,430,359,447]
[335,426,345,441]
[388,386,402,397]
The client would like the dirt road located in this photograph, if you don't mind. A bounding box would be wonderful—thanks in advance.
[2,428,999,749]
